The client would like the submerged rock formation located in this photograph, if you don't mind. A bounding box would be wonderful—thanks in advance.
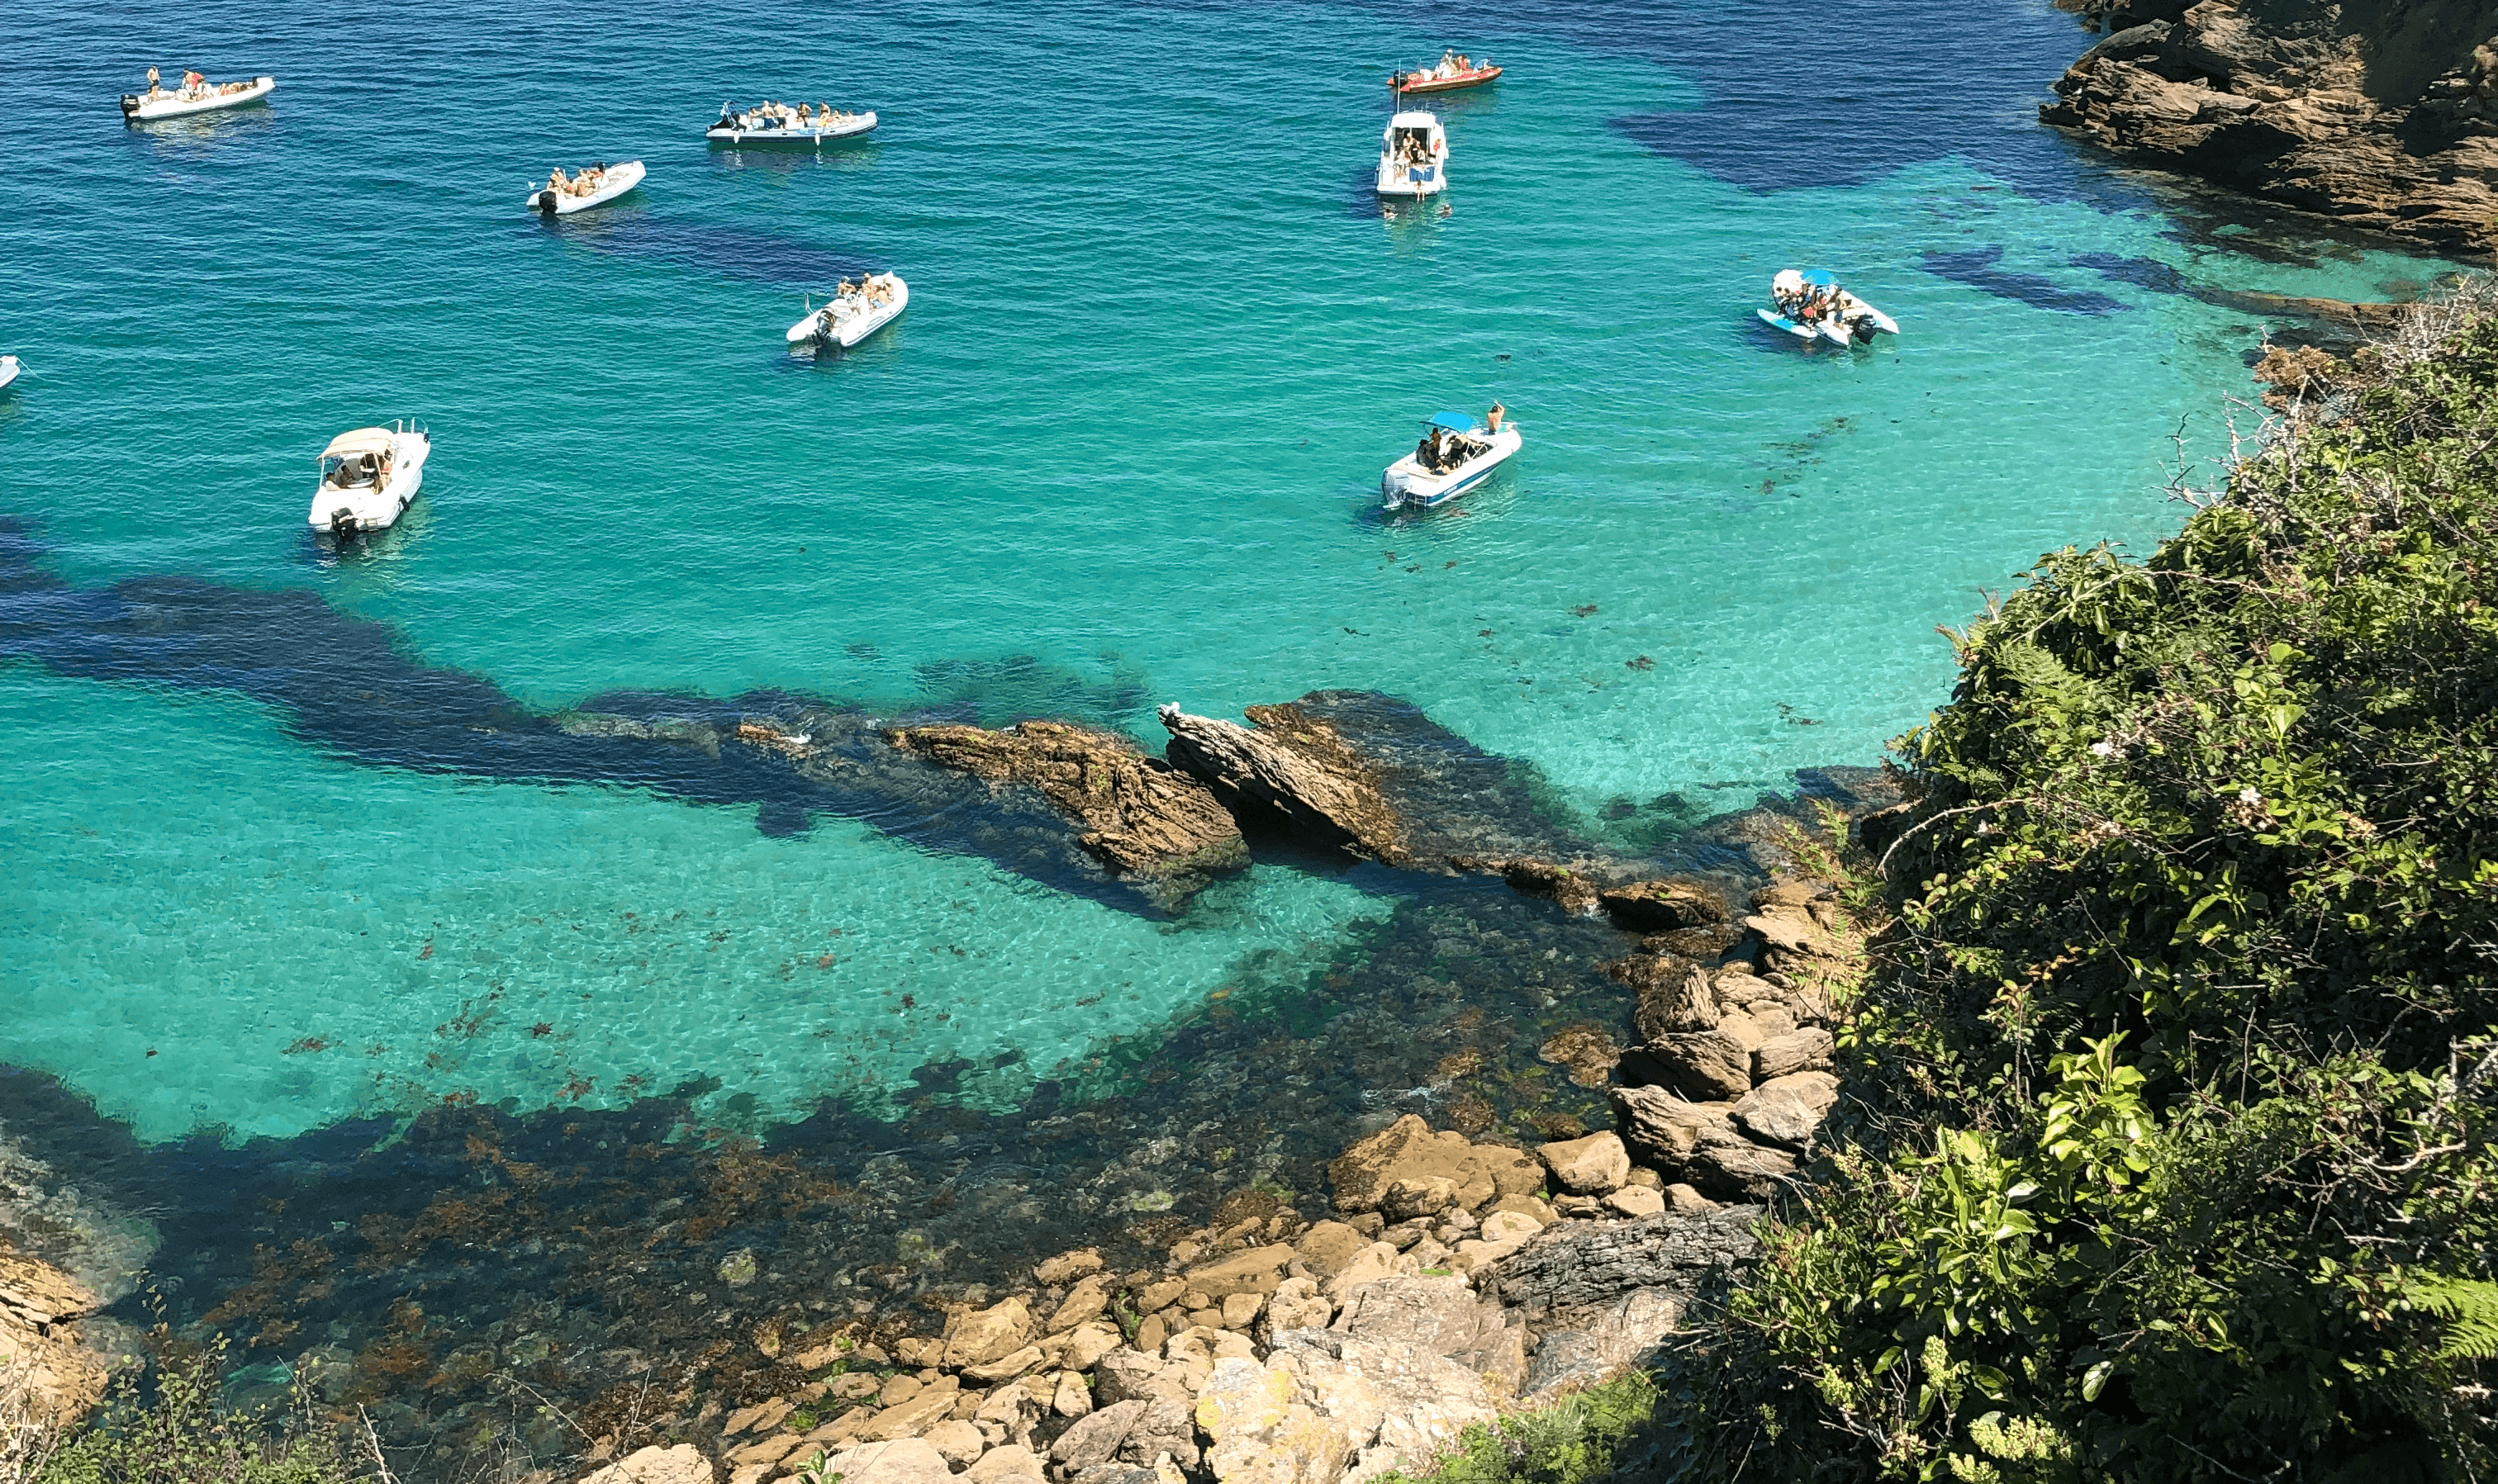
[2042,0,2498,254]
[889,719,1249,903]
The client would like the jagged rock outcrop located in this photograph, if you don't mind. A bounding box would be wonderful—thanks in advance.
[0,1245,106,1426]
[1158,702,1408,862]
[888,720,1248,894]
[1486,1207,1763,1398]
[2042,0,2498,254]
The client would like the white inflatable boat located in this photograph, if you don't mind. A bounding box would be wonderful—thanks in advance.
[1383,410,1519,508]
[0,357,20,393]
[1764,268,1899,348]
[309,421,430,539]
[527,159,644,216]
[121,74,274,121]
[707,105,877,144]
[786,273,909,351]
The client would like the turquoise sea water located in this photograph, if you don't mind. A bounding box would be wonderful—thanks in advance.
[0,0,2461,1143]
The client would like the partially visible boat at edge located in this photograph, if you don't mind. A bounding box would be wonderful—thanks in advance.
[309,421,430,539]
[121,74,274,121]
[1383,410,1520,508]
[0,356,20,393]
[787,273,909,350]
[527,159,645,216]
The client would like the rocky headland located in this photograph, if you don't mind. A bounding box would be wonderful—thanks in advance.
[2043,0,2498,254]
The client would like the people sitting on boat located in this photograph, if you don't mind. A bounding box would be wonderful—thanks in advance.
[547,166,570,194]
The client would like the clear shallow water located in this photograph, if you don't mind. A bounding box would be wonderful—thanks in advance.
[0,0,2459,1142]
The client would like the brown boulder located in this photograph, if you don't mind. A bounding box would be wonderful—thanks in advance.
[1327,1116,1539,1215]
[889,720,1248,884]
[1536,1132,1631,1196]
[1690,1131,1800,1198]
[942,1298,1035,1368]
[1754,1028,1836,1081]
[1732,1071,1841,1151]
[1608,1086,1736,1168]
[1159,703,1406,862]
[1597,879,1726,932]
[1611,954,1722,1041]
[1636,1030,1755,1102]
[1497,859,1602,915]
[1182,1243,1296,1298]
[0,1249,105,1427]
[1293,1221,1371,1279]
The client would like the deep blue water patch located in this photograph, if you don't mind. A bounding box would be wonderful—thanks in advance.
[1921,244,2131,314]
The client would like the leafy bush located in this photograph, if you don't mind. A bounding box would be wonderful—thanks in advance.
[31,1336,361,1484]
[1675,293,2498,1480]
[1387,1373,1659,1484]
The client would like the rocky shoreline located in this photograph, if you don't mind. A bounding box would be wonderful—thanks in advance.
[549,856,1859,1484]
[2042,0,2498,256]
[0,677,1893,1484]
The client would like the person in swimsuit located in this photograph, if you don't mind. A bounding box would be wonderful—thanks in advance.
[145,66,162,98]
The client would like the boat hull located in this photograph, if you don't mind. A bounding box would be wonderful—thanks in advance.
[706,111,876,145]
[1756,307,1820,341]
[787,275,909,350]
[528,159,645,216]
[121,75,274,121]
[310,429,430,537]
[1389,65,1501,94]
[0,357,19,392]
[1375,161,1446,197]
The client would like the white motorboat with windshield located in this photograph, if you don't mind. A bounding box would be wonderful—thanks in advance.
[0,357,20,393]
[707,101,877,144]
[1383,406,1518,509]
[1376,111,1449,198]
[787,273,909,350]
[121,69,274,121]
[309,422,430,539]
[526,159,644,216]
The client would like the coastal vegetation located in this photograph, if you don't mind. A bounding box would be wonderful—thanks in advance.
[1661,288,2498,1477]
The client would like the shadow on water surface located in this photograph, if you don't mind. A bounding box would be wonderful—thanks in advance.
[532,213,875,288]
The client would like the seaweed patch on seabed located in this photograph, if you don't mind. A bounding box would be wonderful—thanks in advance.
[0,863,1710,1481]
[1920,244,2130,315]
[0,517,1162,914]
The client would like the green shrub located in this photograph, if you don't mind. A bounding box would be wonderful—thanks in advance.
[35,1335,360,1484]
[1674,293,2498,1480]
[1385,1373,1660,1484]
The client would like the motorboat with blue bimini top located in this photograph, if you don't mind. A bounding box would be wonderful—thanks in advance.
[121,68,273,121]
[527,160,644,216]
[1760,268,1898,348]
[1383,404,1518,509]
[1377,111,1448,198]
[310,421,430,540]
[787,273,909,351]
[708,100,877,145]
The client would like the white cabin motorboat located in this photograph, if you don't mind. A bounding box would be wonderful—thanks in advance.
[707,102,877,145]
[1764,268,1899,348]
[121,73,274,121]
[309,422,430,538]
[0,357,20,393]
[1383,409,1519,509]
[1376,111,1449,198]
[786,273,909,351]
[526,159,645,216]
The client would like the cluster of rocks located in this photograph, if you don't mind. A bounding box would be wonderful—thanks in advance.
[2041,0,2498,254]
[1602,881,1856,1199]
[577,1108,1768,1484]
